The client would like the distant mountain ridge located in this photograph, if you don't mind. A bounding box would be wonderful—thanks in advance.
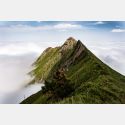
[21,37,125,104]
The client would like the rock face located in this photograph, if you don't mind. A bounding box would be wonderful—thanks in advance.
[62,37,77,48]
[61,40,86,68]
[60,37,77,55]
[22,37,125,104]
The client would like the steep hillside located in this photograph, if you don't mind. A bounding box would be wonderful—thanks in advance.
[21,37,125,104]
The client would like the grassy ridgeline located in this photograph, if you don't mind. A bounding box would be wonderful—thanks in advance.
[21,37,125,104]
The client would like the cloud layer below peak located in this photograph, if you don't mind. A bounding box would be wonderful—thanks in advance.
[0,42,43,56]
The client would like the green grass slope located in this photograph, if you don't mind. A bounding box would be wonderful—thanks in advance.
[21,37,125,104]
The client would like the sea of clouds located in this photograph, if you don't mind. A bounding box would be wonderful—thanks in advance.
[0,42,44,103]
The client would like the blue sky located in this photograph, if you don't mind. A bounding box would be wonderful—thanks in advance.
[0,21,125,42]
[0,21,124,29]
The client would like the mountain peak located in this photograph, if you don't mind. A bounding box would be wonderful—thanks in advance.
[67,37,76,41]
[64,37,85,48]
[60,37,77,53]
[63,37,77,46]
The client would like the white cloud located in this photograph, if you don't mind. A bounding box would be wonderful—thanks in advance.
[0,55,34,92]
[0,42,44,56]
[1,24,51,31]
[94,21,105,25]
[0,84,43,104]
[0,23,82,32]
[0,41,46,103]
[53,23,82,29]
[0,52,43,103]
[111,28,125,32]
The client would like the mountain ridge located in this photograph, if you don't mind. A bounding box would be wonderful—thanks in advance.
[21,37,125,104]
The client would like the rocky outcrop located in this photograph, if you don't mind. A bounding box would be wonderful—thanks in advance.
[61,39,87,69]
[60,37,77,55]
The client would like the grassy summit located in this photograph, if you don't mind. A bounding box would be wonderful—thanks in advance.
[21,37,125,104]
